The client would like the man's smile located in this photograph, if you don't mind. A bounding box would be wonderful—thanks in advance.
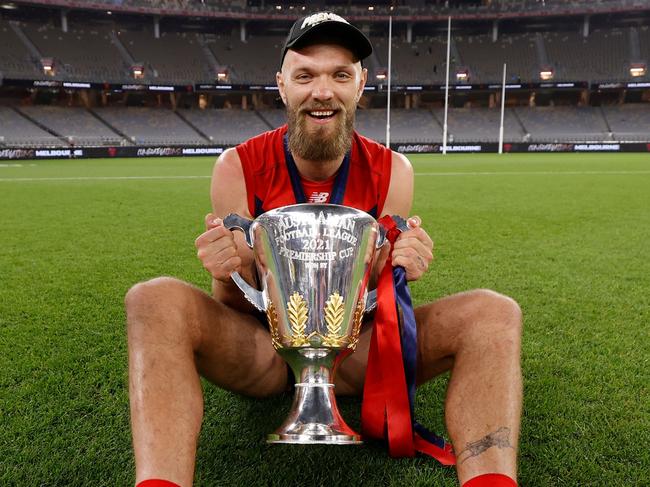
[304,109,339,124]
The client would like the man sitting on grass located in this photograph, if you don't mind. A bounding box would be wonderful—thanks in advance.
[125,12,523,487]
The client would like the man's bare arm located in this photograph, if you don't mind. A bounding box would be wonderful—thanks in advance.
[373,151,433,282]
[196,148,257,312]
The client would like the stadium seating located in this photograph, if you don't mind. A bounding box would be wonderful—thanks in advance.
[0,21,42,80]
[92,107,207,145]
[515,106,610,142]
[202,34,284,84]
[455,33,539,83]
[355,108,443,144]
[1,103,649,147]
[37,0,634,17]
[372,35,452,84]
[637,24,650,72]
[437,108,526,143]
[257,109,287,129]
[118,29,212,84]
[178,108,272,145]
[602,105,650,141]
[16,106,125,146]
[544,28,629,82]
[20,22,129,82]
[0,106,66,147]
[1,15,647,85]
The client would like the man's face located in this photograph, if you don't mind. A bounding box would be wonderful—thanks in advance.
[277,43,367,162]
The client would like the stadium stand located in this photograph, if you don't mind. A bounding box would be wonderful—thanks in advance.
[26,0,643,18]
[637,24,650,70]
[602,104,650,142]
[257,108,287,129]
[355,109,443,144]
[544,28,630,82]
[515,106,611,142]
[0,15,645,85]
[372,35,452,84]
[203,34,284,84]
[16,106,125,146]
[0,20,42,80]
[92,107,207,145]
[1,2,649,149]
[117,29,212,84]
[455,33,540,83]
[0,106,66,147]
[178,108,271,145]
[20,22,129,82]
[438,108,526,143]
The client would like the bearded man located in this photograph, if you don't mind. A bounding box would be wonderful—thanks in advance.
[125,12,523,487]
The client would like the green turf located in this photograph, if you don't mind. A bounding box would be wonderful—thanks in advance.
[1,153,648,486]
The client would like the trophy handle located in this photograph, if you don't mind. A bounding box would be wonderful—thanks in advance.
[367,215,412,312]
[223,213,266,312]
[375,215,410,248]
[230,272,266,312]
[223,213,254,247]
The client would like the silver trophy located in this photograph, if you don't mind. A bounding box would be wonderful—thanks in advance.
[224,204,383,444]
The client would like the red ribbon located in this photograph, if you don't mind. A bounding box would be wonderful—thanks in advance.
[361,216,456,465]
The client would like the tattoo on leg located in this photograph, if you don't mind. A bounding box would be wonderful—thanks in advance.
[458,426,514,464]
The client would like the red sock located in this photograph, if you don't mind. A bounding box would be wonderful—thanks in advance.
[136,480,181,487]
[462,473,517,487]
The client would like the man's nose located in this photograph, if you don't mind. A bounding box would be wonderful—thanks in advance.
[311,77,334,101]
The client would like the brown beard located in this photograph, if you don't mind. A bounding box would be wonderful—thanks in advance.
[286,102,355,162]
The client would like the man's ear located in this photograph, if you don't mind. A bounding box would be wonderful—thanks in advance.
[276,71,287,105]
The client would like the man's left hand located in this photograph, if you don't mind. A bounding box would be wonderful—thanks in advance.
[391,216,434,281]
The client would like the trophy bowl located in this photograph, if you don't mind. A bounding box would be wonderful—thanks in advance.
[224,204,382,444]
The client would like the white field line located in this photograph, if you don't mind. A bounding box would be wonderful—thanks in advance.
[1,170,650,182]
[0,175,212,182]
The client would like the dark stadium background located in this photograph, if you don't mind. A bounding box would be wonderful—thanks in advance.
[0,0,649,158]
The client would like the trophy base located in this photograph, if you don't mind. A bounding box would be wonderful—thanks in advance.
[267,382,363,446]
[267,432,362,445]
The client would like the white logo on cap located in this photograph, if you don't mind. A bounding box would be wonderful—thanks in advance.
[301,12,349,30]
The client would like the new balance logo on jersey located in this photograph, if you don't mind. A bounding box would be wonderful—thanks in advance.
[308,192,330,203]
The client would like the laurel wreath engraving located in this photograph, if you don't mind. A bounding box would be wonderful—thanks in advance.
[322,292,345,347]
[287,292,310,347]
[347,297,365,350]
[266,301,282,350]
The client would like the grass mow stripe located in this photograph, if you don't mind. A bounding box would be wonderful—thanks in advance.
[0,175,211,182]
[414,170,650,176]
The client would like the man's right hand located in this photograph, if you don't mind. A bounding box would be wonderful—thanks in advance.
[195,213,242,282]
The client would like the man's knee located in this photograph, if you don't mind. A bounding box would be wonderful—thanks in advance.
[464,288,522,345]
[125,276,202,345]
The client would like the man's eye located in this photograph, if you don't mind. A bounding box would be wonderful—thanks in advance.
[296,74,311,81]
[335,72,351,79]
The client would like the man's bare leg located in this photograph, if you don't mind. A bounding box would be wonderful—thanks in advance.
[125,277,288,487]
[336,288,522,484]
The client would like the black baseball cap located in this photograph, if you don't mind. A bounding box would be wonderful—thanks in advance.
[280,12,373,68]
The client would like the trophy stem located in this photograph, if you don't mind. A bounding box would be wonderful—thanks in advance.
[267,349,362,445]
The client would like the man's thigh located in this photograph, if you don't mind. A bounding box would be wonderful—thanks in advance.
[334,290,486,395]
[171,280,289,397]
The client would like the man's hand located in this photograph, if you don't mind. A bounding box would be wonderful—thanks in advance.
[195,213,242,282]
[391,215,434,281]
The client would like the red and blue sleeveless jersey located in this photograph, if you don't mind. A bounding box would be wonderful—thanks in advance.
[236,125,393,218]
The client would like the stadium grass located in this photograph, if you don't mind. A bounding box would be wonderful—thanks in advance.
[1,153,649,486]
